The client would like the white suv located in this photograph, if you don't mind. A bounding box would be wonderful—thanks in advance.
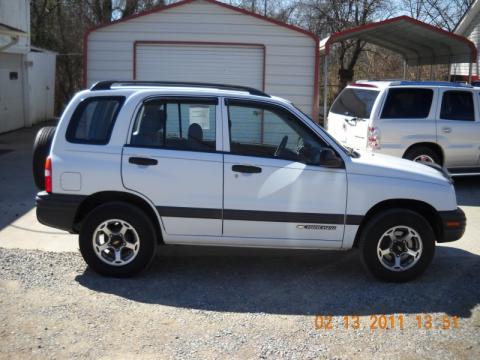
[34,81,465,281]
[327,81,480,175]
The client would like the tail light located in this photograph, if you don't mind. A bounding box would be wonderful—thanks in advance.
[367,126,381,150]
[45,157,52,193]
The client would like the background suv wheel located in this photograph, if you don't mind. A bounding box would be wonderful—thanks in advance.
[404,146,441,165]
[79,202,157,277]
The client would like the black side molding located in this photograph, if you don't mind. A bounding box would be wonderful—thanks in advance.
[156,206,363,225]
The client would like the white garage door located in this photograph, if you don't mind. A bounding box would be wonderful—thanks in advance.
[135,43,264,90]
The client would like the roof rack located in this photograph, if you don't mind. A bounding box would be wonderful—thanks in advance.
[392,80,473,88]
[90,80,270,97]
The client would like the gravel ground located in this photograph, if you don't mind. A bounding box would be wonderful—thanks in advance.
[1,246,479,359]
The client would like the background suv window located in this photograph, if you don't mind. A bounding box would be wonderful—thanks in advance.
[330,88,379,119]
[227,100,327,164]
[66,96,125,144]
[440,91,475,121]
[381,88,433,119]
[130,98,217,151]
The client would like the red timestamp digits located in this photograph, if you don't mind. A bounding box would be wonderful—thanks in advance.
[315,314,460,330]
[415,314,459,330]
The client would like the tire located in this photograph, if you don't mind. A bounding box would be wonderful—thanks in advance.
[404,146,441,165]
[359,209,435,282]
[32,126,56,190]
[79,202,157,277]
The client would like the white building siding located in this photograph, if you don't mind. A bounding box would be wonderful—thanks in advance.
[0,0,30,54]
[0,52,24,133]
[453,12,480,76]
[27,51,56,124]
[86,0,316,115]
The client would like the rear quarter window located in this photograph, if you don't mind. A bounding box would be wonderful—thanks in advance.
[66,96,125,144]
[330,88,379,119]
[381,88,433,119]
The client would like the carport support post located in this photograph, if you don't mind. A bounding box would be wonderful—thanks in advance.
[469,62,472,84]
[323,55,329,124]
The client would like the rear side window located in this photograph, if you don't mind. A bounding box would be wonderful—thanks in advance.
[66,96,125,144]
[130,98,217,152]
[330,88,379,119]
[440,91,475,121]
[381,88,433,119]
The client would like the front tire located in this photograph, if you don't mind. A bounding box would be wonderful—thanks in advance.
[79,202,157,277]
[359,209,435,282]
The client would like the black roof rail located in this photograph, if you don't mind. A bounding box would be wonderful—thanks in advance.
[90,80,270,97]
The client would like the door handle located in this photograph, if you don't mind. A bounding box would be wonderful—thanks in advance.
[129,157,158,166]
[441,127,452,134]
[232,165,262,173]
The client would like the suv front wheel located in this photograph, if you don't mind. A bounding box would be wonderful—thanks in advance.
[79,202,157,277]
[359,209,435,282]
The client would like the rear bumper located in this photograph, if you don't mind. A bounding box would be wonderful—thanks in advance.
[438,207,466,243]
[36,191,86,233]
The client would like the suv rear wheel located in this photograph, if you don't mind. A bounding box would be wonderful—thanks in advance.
[79,202,157,277]
[359,209,435,282]
[404,146,441,165]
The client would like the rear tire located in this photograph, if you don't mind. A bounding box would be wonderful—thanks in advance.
[32,126,56,190]
[79,202,157,277]
[359,209,435,282]
[404,146,441,165]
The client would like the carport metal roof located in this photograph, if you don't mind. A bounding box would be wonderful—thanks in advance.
[319,16,478,120]
[320,16,477,66]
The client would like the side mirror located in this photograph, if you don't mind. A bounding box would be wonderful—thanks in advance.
[318,148,343,168]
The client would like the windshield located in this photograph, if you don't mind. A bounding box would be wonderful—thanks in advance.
[292,105,358,158]
[330,88,379,119]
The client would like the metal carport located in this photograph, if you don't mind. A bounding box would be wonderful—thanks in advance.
[319,16,478,119]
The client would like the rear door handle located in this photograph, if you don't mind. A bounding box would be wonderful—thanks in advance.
[129,157,158,166]
[232,165,262,173]
[442,127,452,134]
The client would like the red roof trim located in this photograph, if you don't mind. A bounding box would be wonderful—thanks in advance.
[324,15,477,62]
[84,0,318,40]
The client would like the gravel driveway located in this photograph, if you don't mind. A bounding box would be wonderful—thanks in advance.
[1,245,479,359]
[1,125,480,359]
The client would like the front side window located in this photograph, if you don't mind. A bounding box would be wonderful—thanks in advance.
[66,96,125,144]
[330,88,379,119]
[130,98,217,151]
[381,88,433,119]
[440,91,475,121]
[227,100,328,164]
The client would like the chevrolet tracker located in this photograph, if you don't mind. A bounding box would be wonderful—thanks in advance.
[33,81,466,281]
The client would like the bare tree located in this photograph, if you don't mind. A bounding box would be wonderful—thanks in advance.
[298,0,390,92]
[401,0,473,31]
[30,0,166,113]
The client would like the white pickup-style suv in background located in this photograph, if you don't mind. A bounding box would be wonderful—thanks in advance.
[33,81,465,281]
[327,81,480,175]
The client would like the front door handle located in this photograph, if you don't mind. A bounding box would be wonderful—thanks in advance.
[442,127,452,134]
[232,165,262,173]
[129,157,158,166]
